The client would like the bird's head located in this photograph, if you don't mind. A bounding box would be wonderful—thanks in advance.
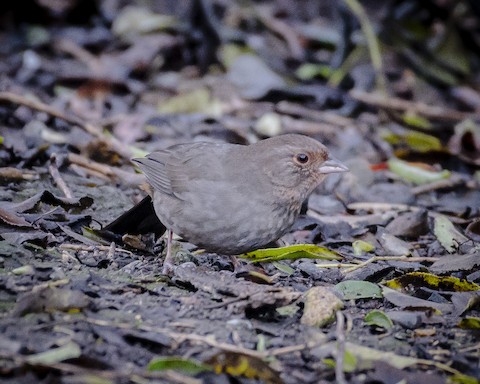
[254,134,348,200]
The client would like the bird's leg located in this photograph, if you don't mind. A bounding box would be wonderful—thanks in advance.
[229,255,241,271]
[162,229,174,275]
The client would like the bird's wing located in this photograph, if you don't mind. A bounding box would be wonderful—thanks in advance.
[133,142,232,200]
[133,150,176,196]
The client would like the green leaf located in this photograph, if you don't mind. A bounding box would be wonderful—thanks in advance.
[296,63,332,80]
[387,157,451,185]
[382,130,443,151]
[206,351,282,383]
[433,26,470,75]
[276,304,299,317]
[433,215,469,253]
[148,356,211,375]
[323,358,335,369]
[323,350,357,372]
[335,281,382,300]
[112,6,177,36]
[26,341,81,364]
[158,88,223,116]
[12,265,34,275]
[64,375,114,384]
[352,240,375,256]
[219,43,254,69]
[402,113,433,130]
[129,146,149,159]
[404,130,441,151]
[345,342,418,370]
[450,373,480,384]
[256,334,267,353]
[458,317,480,329]
[385,272,480,292]
[364,310,393,329]
[81,227,110,245]
[242,244,341,263]
[272,261,295,275]
[343,350,357,372]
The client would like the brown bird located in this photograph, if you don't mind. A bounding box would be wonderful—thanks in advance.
[132,134,348,274]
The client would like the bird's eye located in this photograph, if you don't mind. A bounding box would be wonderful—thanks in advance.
[295,153,309,164]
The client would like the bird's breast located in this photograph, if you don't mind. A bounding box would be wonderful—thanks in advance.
[153,186,302,254]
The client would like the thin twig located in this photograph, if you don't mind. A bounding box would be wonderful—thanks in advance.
[80,316,320,360]
[69,164,110,181]
[316,263,359,269]
[257,7,304,60]
[49,153,73,199]
[343,0,386,93]
[342,256,439,274]
[107,242,116,259]
[335,311,347,384]
[411,174,465,195]
[350,89,479,121]
[347,202,415,212]
[268,343,308,357]
[0,167,39,181]
[276,101,354,127]
[458,343,480,353]
[82,317,268,359]
[0,91,133,160]
[307,209,397,228]
[56,38,101,72]
[67,153,144,185]
[347,202,470,224]
[280,115,341,137]
[415,358,471,377]
[59,243,133,255]
[316,256,440,271]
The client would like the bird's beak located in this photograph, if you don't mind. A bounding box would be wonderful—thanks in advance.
[318,157,349,174]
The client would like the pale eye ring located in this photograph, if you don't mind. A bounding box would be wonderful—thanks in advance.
[295,153,309,164]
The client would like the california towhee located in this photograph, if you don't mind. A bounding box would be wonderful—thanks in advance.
[133,134,348,273]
